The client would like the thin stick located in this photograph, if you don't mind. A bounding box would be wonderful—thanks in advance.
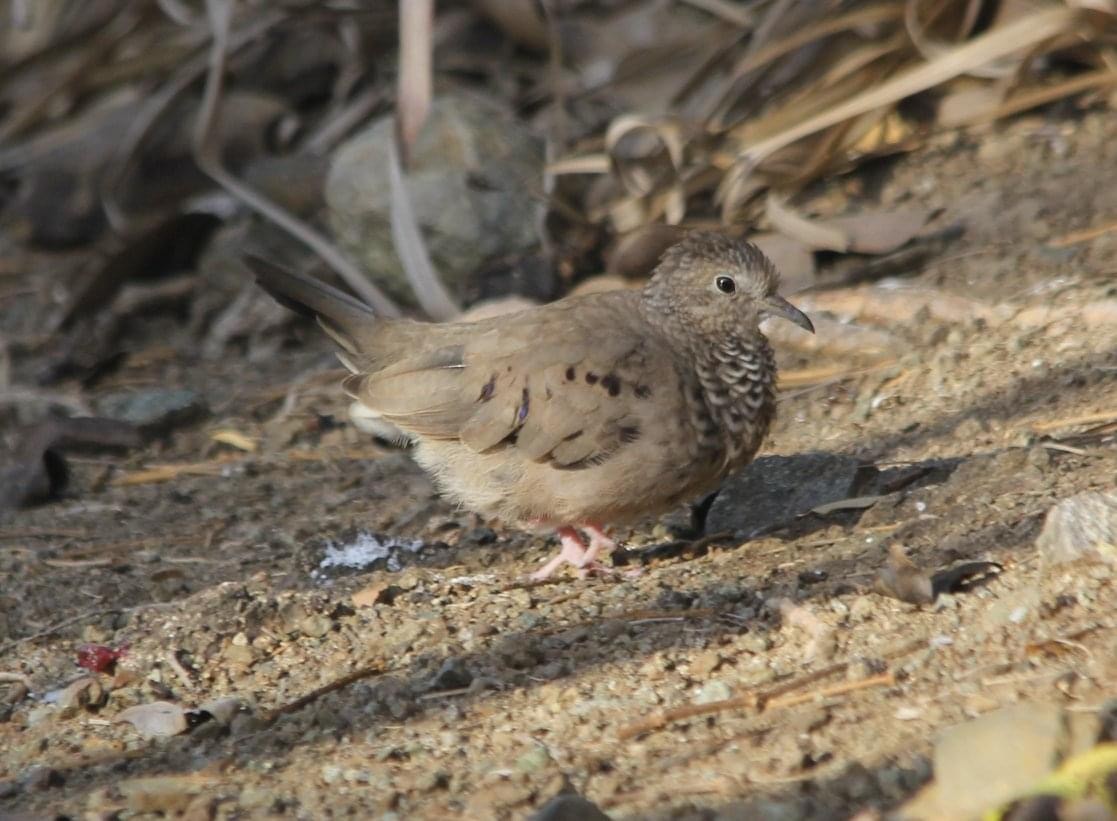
[166,651,196,689]
[1030,410,1117,433]
[261,661,386,723]
[618,670,896,740]
[0,609,118,655]
[618,636,924,740]
[0,601,181,655]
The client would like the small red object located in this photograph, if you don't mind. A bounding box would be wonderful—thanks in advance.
[76,643,127,673]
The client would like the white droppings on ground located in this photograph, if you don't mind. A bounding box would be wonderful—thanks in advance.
[315,532,425,575]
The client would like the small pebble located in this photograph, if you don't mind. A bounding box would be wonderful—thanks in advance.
[694,680,732,705]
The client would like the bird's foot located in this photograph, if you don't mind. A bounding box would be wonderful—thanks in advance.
[529,525,640,581]
[530,527,590,581]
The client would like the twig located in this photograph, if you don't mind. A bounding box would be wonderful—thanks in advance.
[618,636,924,740]
[0,528,90,540]
[778,361,897,391]
[304,85,388,154]
[42,558,114,569]
[0,598,187,656]
[110,458,240,486]
[260,661,387,723]
[166,651,195,689]
[1047,214,1117,248]
[1030,410,1117,433]
[387,136,462,320]
[618,670,896,740]
[0,608,118,655]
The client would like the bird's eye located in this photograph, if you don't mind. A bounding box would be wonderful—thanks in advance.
[715,276,736,294]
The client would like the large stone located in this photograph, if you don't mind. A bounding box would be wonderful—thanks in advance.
[705,452,865,537]
[95,389,206,435]
[1036,490,1117,566]
[530,793,612,821]
[325,92,542,304]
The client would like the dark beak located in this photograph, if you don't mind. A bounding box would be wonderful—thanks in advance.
[762,295,815,334]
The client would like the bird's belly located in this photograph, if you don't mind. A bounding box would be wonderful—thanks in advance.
[412,433,724,528]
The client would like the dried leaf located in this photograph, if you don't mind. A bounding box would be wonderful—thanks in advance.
[938,82,1008,127]
[809,495,885,515]
[875,544,934,604]
[766,196,850,252]
[210,429,257,452]
[930,560,1003,596]
[194,696,243,725]
[725,6,1084,193]
[822,207,932,254]
[117,701,189,737]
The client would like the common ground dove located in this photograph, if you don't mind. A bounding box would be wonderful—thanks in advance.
[248,232,814,578]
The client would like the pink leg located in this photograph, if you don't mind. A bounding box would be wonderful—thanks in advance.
[580,523,617,569]
[530,526,588,581]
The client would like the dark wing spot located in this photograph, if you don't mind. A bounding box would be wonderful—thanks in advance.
[552,451,613,471]
[634,384,652,399]
[601,374,621,397]
[585,372,599,385]
[565,367,576,381]
[478,374,496,402]
[517,387,530,423]
[619,424,641,443]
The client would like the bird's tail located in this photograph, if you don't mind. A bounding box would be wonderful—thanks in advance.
[245,255,376,356]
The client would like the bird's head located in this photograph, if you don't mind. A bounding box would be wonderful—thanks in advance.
[642,232,814,340]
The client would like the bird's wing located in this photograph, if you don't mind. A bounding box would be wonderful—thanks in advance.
[345,292,668,468]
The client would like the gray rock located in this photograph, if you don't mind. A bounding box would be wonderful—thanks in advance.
[96,389,206,435]
[932,703,1067,817]
[18,764,63,792]
[325,92,542,304]
[1036,491,1117,565]
[530,793,612,821]
[706,453,865,536]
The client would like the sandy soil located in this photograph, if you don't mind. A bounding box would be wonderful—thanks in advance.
[1,107,1116,820]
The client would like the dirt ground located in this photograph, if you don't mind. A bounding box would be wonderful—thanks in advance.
[2,106,1116,820]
